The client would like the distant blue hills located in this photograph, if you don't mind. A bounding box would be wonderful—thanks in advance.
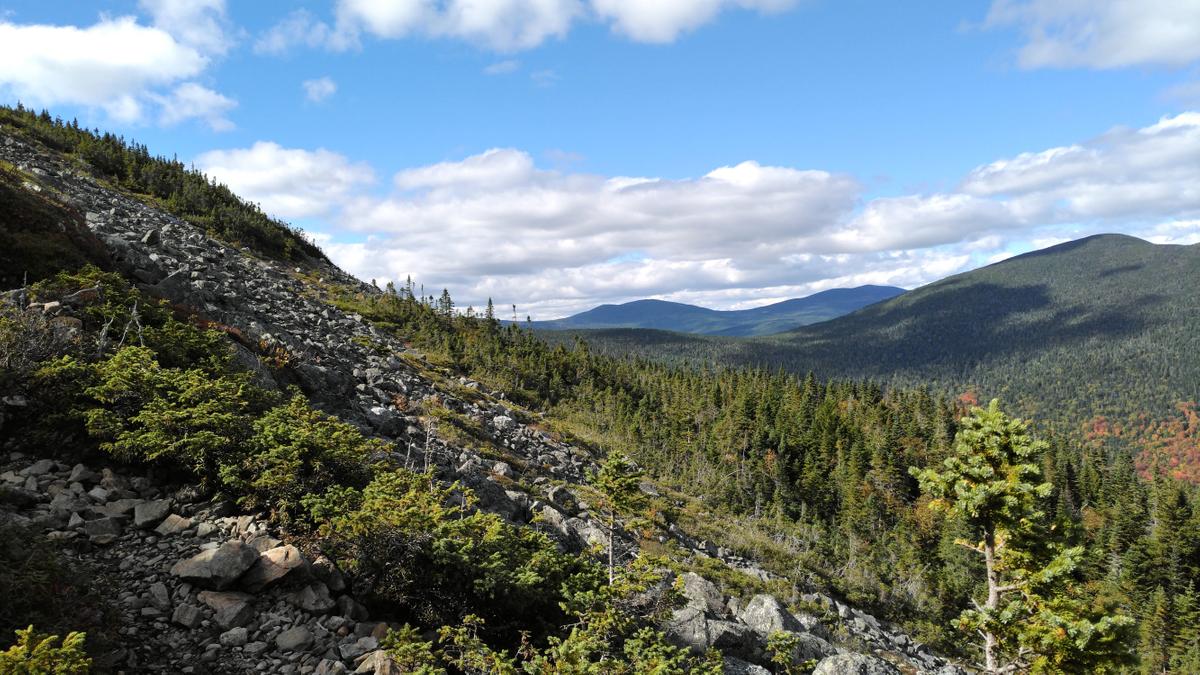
[526,285,906,336]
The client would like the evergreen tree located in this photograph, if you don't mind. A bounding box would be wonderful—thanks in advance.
[912,400,1133,673]
[590,452,646,584]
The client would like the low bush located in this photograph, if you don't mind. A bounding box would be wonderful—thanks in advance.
[0,626,91,675]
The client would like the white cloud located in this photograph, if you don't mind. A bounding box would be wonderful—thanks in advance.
[257,0,803,52]
[986,0,1200,69]
[254,9,333,55]
[0,17,205,114]
[333,0,582,51]
[195,142,375,219]
[155,82,236,131]
[0,15,236,129]
[483,59,521,75]
[139,0,233,56]
[303,76,338,102]
[591,0,797,43]
[206,112,1200,317]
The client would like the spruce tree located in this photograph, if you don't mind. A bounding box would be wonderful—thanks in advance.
[590,452,646,584]
[911,400,1133,673]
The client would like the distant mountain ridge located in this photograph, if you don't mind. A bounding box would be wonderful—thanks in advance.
[528,285,905,336]
[553,234,1200,430]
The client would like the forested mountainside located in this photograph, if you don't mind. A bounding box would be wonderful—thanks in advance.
[526,286,904,336]
[555,235,1200,467]
[1,105,1197,674]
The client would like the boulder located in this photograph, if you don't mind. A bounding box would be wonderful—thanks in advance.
[812,653,901,675]
[275,626,314,651]
[354,650,403,675]
[154,513,192,535]
[133,499,171,529]
[679,572,725,616]
[240,544,310,592]
[219,627,249,648]
[706,620,756,656]
[148,582,172,611]
[170,540,259,590]
[315,660,352,675]
[722,657,771,675]
[67,464,98,484]
[286,581,336,614]
[197,590,255,629]
[738,594,802,637]
[21,459,55,477]
[80,517,123,538]
[784,631,837,663]
[171,603,202,628]
[340,636,378,661]
[664,607,709,655]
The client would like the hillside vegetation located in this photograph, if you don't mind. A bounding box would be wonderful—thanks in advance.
[0,104,323,266]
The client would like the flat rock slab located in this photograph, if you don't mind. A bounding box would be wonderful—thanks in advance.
[155,513,193,535]
[171,540,259,590]
[241,544,310,592]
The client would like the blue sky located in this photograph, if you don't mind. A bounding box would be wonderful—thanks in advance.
[2,1,1199,317]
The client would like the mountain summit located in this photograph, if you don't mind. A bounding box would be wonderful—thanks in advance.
[529,285,904,336]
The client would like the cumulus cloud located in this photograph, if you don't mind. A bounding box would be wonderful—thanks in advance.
[0,14,235,128]
[199,112,1200,317]
[254,9,334,54]
[986,0,1200,69]
[332,0,582,51]
[0,17,205,118]
[256,0,802,52]
[139,0,234,56]
[195,142,375,219]
[303,76,338,102]
[591,0,798,42]
[155,82,236,130]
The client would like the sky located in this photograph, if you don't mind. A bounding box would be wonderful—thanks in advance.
[2,1,1199,318]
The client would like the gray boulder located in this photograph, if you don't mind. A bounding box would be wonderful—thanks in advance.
[739,594,802,637]
[170,540,259,590]
[286,581,336,614]
[812,653,901,675]
[276,626,314,651]
[664,607,708,655]
[679,572,725,616]
[706,620,756,656]
[133,499,171,529]
[198,590,255,629]
[219,627,249,647]
[722,657,771,675]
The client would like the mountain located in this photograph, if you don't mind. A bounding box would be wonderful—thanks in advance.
[528,285,905,336]
[558,234,1200,431]
[0,105,973,673]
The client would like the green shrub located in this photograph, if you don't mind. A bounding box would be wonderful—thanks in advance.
[0,627,91,675]
[222,395,381,525]
[83,346,267,487]
[304,469,581,632]
[380,625,445,674]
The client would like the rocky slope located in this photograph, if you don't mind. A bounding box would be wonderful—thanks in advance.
[0,129,962,674]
